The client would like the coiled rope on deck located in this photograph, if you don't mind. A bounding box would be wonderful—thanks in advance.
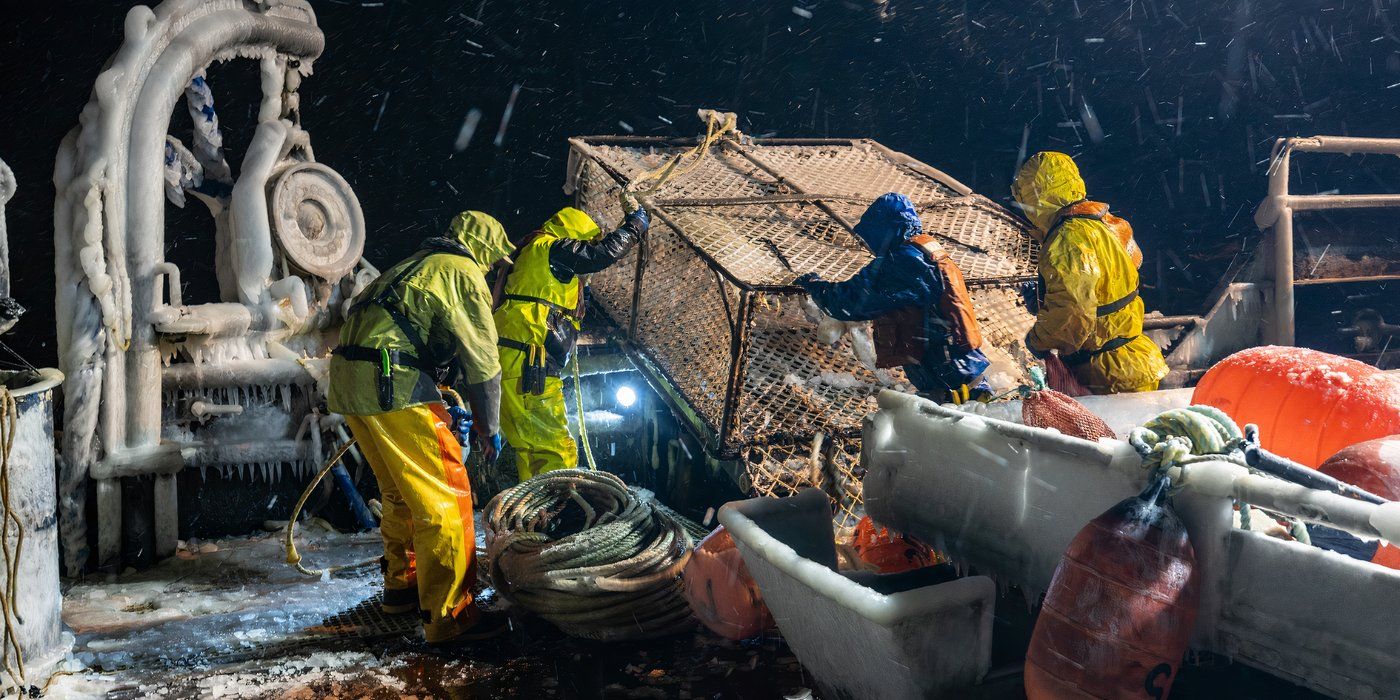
[483,469,697,640]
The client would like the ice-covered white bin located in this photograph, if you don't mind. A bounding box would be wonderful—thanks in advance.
[719,488,994,699]
[1,368,67,689]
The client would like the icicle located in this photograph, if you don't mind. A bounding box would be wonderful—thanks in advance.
[200,465,207,482]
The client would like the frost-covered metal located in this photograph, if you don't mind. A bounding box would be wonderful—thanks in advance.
[567,132,1038,524]
[54,0,373,573]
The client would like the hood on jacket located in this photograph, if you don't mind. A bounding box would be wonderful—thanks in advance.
[1012,151,1087,238]
[445,210,514,265]
[540,207,602,241]
[853,193,922,256]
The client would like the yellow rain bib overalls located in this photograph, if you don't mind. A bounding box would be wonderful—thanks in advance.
[493,207,644,480]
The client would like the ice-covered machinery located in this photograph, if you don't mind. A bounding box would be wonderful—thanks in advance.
[567,128,1039,525]
[54,0,372,573]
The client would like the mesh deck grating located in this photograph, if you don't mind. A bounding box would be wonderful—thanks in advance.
[568,134,1039,521]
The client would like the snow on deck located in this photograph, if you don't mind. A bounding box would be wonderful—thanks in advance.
[45,526,810,698]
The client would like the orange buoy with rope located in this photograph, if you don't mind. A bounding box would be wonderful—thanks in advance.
[1192,346,1400,468]
[1025,476,1200,699]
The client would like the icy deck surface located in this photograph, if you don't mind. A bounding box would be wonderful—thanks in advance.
[48,527,811,699]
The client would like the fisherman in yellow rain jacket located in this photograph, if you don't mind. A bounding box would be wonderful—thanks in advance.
[1011,152,1169,393]
[328,211,512,644]
[494,205,647,481]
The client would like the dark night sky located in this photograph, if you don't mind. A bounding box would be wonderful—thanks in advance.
[2,0,1399,366]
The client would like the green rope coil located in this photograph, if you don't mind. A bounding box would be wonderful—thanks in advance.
[483,469,697,640]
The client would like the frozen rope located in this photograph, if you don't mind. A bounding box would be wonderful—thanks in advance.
[625,109,739,200]
[571,353,597,471]
[484,469,697,640]
[1129,405,1249,483]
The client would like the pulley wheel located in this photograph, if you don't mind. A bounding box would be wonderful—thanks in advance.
[269,162,365,280]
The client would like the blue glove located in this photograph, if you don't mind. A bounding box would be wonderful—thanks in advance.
[624,207,650,235]
[447,405,473,444]
[794,272,821,288]
[472,431,504,464]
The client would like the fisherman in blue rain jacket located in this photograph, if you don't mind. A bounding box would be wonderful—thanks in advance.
[797,193,992,404]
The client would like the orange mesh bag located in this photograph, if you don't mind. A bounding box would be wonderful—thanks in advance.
[1043,354,1091,396]
[682,526,775,640]
[1022,388,1116,441]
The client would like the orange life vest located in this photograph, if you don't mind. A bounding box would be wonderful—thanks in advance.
[1052,200,1143,269]
[872,234,983,369]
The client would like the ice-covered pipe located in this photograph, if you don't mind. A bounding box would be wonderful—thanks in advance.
[230,120,289,315]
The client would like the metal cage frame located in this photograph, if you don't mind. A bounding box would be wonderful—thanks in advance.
[567,134,1039,461]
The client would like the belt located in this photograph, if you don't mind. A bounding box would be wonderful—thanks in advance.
[498,338,560,377]
[1097,287,1139,317]
[1062,335,1138,366]
[333,345,429,372]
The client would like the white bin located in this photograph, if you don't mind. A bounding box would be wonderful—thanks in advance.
[719,488,994,699]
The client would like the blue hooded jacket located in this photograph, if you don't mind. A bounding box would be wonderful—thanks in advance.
[801,193,990,391]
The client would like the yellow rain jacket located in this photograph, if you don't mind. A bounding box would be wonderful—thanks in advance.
[494,207,641,479]
[1012,152,1169,393]
[329,211,513,424]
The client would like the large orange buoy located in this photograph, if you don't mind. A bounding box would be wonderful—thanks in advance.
[850,516,937,574]
[681,526,774,640]
[1318,436,1400,500]
[1192,346,1400,468]
[1316,436,1400,570]
[1025,477,1200,700]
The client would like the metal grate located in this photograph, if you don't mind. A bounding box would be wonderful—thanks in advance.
[569,133,1039,519]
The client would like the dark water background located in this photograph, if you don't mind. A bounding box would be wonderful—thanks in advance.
[2,0,1399,366]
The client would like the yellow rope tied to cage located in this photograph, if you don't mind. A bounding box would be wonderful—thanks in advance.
[0,388,25,691]
[625,109,739,200]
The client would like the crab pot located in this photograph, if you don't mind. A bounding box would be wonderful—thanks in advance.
[567,136,1040,523]
[0,369,66,689]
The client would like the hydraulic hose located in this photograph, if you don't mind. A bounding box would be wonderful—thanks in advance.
[284,438,378,578]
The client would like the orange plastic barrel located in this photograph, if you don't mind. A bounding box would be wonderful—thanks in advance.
[1025,478,1199,700]
[681,526,775,640]
[1192,346,1400,468]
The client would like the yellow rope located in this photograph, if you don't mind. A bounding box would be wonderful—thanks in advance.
[0,388,24,691]
[625,109,739,199]
[572,353,597,471]
[283,438,375,578]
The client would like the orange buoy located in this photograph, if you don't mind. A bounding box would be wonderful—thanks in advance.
[1025,477,1200,700]
[1318,436,1400,570]
[1192,346,1400,468]
[681,526,774,640]
[850,516,936,574]
[1318,436,1400,500]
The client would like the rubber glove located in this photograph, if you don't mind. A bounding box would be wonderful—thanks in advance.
[624,207,650,236]
[447,405,473,444]
[473,431,504,465]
